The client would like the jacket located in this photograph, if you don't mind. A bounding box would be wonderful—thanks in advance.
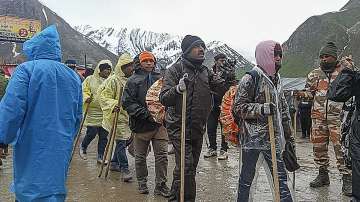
[159,57,230,139]
[122,64,161,133]
[82,60,112,127]
[98,53,132,140]
[232,66,292,150]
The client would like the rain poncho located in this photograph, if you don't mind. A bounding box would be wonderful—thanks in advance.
[82,60,112,126]
[98,53,132,140]
[232,40,294,201]
[0,25,82,201]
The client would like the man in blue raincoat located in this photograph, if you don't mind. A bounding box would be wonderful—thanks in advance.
[0,25,82,201]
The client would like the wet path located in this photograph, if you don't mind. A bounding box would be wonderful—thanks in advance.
[0,132,352,201]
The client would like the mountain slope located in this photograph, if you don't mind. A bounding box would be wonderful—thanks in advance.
[0,0,117,65]
[74,25,254,70]
[282,0,360,77]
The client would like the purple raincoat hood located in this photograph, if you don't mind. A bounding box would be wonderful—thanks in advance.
[255,40,281,77]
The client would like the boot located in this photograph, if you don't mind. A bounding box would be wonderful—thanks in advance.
[154,182,171,198]
[138,183,149,194]
[342,174,352,196]
[310,167,330,188]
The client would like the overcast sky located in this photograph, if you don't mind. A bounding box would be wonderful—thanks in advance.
[41,0,348,59]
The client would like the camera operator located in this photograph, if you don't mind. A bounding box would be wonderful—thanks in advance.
[328,56,360,201]
[204,53,236,160]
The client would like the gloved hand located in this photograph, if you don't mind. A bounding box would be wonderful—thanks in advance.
[85,96,93,103]
[112,105,121,113]
[176,73,188,93]
[261,102,276,116]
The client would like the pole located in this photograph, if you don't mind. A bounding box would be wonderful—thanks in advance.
[292,90,297,190]
[70,95,92,163]
[180,74,188,202]
[264,86,280,202]
[98,87,123,178]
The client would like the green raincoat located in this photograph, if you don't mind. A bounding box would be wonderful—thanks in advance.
[98,53,132,140]
[82,60,112,126]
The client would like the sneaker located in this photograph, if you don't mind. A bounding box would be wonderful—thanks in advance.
[217,150,228,160]
[154,182,171,198]
[138,183,149,194]
[204,148,217,158]
[122,169,133,182]
[79,147,87,160]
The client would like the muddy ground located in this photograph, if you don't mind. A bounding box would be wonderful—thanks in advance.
[0,132,352,202]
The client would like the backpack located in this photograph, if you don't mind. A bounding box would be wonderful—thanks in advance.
[232,69,260,125]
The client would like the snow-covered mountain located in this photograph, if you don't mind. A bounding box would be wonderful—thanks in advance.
[74,25,254,69]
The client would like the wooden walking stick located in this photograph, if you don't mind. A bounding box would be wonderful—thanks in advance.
[180,74,188,202]
[104,109,120,178]
[292,91,297,190]
[264,86,280,202]
[98,87,123,178]
[70,94,92,163]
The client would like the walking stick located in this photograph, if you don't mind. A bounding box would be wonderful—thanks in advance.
[98,87,123,178]
[264,86,280,202]
[180,74,188,202]
[292,91,297,190]
[70,94,92,163]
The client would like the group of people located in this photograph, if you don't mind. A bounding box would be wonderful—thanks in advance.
[0,24,359,202]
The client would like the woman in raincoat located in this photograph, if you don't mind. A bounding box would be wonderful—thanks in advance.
[98,53,134,182]
[79,60,112,163]
[0,25,82,201]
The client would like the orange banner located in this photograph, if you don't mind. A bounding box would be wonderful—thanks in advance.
[0,15,41,43]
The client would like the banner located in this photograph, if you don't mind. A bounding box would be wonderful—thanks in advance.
[0,15,41,43]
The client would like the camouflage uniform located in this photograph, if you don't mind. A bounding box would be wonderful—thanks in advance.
[299,64,351,174]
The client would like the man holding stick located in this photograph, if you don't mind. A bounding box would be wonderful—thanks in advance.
[159,35,235,202]
[98,53,134,182]
[79,60,112,163]
[232,40,294,202]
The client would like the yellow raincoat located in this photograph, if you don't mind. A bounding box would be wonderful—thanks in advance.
[98,53,132,140]
[82,60,112,126]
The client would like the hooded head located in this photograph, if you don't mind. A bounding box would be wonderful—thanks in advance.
[23,25,61,62]
[94,60,112,79]
[115,53,134,78]
[255,40,283,77]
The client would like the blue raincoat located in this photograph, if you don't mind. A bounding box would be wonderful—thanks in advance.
[0,25,82,201]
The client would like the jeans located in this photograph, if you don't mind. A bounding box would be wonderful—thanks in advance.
[237,149,293,202]
[111,140,129,171]
[81,126,108,158]
[207,106,228,151]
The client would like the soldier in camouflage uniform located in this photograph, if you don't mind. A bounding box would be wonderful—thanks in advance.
[297,42,352,196]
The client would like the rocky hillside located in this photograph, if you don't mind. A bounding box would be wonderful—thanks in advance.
[74,25,254,69]
[0,0,117,65]
[282,0,360,77]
